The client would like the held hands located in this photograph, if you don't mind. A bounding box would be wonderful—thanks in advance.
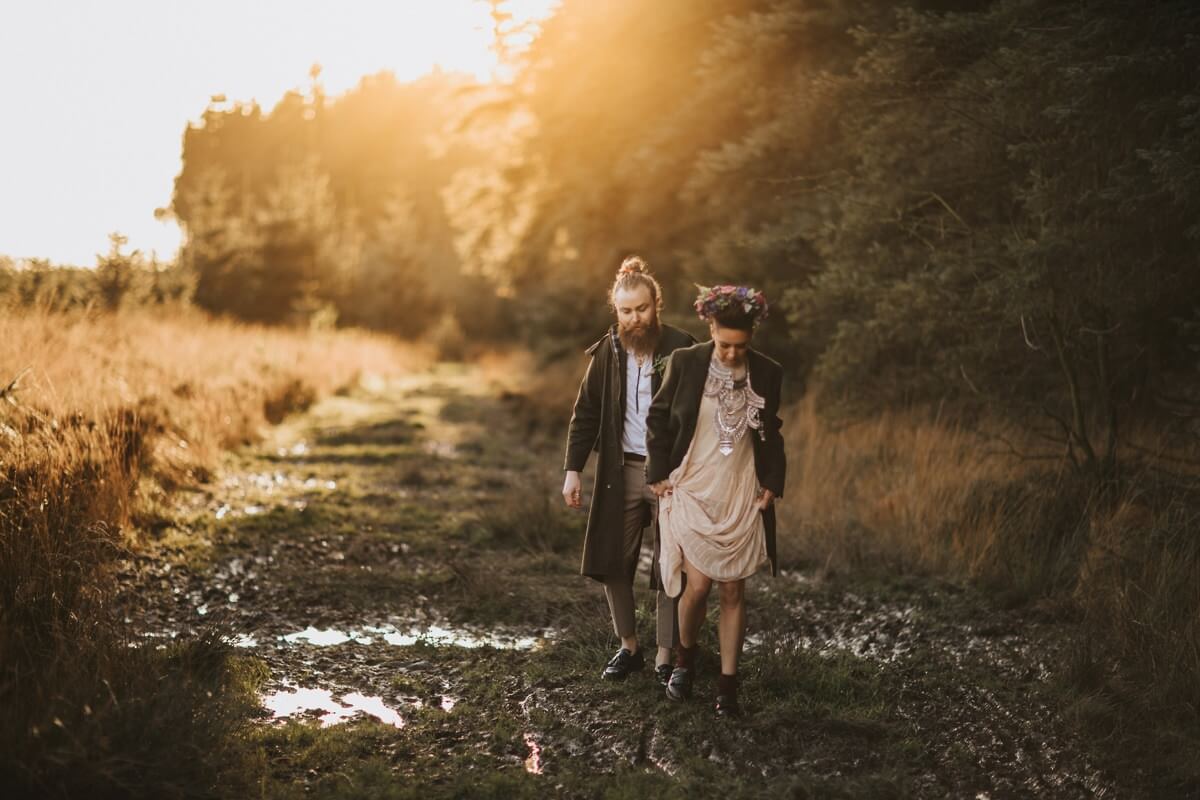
[649,480,673,498]
[756,487,776,511]
[562,470,583,509]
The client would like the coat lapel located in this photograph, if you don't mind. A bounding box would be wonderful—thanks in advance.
[611,326,627,443]
[679,342,713,440]
[747,349,771,400]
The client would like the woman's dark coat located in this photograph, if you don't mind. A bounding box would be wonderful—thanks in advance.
[564,324,696,582]
[645,341,787,582]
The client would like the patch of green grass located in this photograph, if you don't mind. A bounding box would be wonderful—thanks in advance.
[316,418,418,448]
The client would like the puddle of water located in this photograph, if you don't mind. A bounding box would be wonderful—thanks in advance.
[523,732,544,775]
[261,685,405,728]
[339,692,404,728]
[277,623,548,651]
[282,626,376,646]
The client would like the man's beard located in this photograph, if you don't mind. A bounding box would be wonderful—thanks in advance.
[618,317,662,355]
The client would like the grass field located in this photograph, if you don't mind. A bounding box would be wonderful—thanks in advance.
[1,308,1197,796]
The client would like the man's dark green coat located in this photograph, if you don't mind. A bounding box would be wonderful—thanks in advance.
[563,324,696,582]
[645,341,787,578]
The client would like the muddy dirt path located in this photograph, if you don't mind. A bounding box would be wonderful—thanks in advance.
[117,364,1152,798]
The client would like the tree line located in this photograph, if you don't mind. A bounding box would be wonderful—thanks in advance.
[467,0,1200,473]
[9,0,1198,467]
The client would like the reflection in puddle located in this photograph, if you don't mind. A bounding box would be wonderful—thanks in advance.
[523,732,544,775]
[282,627,375,646]
[262,685,405,728]
[279,624,546,650]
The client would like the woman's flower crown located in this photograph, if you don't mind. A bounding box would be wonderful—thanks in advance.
[693,284,769,325]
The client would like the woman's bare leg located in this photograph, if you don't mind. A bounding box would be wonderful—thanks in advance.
[717,579,746,676]
[677,554,712,649]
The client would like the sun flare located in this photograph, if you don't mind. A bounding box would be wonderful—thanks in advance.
[0,0,559,267]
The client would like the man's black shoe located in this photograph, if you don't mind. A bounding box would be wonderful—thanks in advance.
[601,647,644,681]
[655,663,673,686]
[665,666,693,701]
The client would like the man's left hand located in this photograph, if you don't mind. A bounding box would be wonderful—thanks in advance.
[756,488,775,511]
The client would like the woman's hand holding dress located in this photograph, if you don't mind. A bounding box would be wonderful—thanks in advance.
[756,487,775,511]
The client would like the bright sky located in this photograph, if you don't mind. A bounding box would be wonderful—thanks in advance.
[0,1,553,266]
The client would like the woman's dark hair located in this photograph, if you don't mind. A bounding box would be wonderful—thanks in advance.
[709,306,755,332]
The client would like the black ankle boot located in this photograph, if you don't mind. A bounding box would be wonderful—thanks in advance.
[715,672,741,717]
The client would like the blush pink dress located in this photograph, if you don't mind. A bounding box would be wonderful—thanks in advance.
[657,390,768,597]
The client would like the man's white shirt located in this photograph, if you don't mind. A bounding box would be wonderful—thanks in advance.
[621,352,652,455]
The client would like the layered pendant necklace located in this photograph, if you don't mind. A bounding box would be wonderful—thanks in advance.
[704,357,766,455]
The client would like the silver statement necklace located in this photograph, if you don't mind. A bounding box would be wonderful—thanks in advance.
[704,357,766,456]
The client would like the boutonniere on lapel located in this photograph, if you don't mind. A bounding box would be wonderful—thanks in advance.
[652,354,669,378]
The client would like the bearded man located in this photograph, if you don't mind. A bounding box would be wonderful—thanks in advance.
[562,256,696,683]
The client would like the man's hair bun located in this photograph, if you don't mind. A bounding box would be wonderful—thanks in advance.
[609,254,663,313]
[617,255,648,276]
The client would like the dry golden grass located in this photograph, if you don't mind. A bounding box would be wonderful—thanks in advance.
[778,395,1036,580]
[0,307,427,795]
[1,305,427,475]
[777,391,1200,741]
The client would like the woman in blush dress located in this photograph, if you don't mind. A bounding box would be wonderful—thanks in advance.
[646,285,786,717]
